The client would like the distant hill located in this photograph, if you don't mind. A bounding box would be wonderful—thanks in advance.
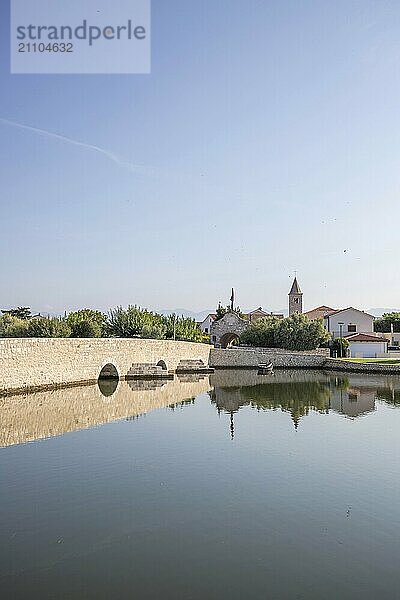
[368,308,400,317]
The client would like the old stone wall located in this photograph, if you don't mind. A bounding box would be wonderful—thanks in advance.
[0,338,211,395]
[209,347,400,374]
[324,358,400,374]
[210,347,330,369]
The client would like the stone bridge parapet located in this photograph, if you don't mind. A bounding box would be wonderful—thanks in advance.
[0,338,212,395]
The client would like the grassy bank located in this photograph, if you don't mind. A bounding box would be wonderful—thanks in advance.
[340,358,400,364]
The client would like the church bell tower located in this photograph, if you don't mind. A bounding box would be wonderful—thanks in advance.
[288,277,303,316]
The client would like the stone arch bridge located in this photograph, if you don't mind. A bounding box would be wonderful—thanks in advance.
[0,338,212,396]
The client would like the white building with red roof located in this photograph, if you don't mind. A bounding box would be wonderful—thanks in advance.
[346,333,389,358]
[324,307,375,339]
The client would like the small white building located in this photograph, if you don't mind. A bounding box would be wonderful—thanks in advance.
[199,313,216,334]
[346,333,388,358]
[324,307,375,339]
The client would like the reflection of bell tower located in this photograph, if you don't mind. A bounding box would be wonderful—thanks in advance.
[288,277,303,316]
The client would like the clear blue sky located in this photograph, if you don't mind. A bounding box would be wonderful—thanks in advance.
[1,0,400,315]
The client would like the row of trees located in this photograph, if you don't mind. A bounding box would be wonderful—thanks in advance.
[374,312,400,333]
[0,306,207,342]
[240,313,330,351]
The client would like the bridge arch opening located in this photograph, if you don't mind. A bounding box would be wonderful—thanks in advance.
[98,363,119,397]
[220,333,240,349]
[157,360,168,371]
[99,363,119,379]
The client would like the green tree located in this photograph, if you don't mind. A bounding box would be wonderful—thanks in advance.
[214,302,244,321]
[240,316,280,347]
[331,337,349,358]
[274,313,330,351]
[374,312,400,333]
[163,314,205,342]
[0,314,30,337]
[106,306,167,339]
[240,313,330,350]
[27,317,71,338]
[1,307,32,320]
[67,309,106,338]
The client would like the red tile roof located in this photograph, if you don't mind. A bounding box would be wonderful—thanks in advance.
[304,306,336,321]
[346,333,388,343]
[326,307,375,319]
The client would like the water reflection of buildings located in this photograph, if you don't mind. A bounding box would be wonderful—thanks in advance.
[209,370,400,432]
[209,373,330,432]
[328,383,376,418]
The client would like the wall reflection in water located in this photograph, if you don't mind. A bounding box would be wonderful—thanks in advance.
[1,369,400,447]
[0,375,211,448]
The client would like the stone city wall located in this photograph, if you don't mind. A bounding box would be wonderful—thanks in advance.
[210,347,330,369]
[324,358,400,374]
[0,338,211,395]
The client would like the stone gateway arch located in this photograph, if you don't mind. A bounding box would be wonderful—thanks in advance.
[210,312,249,348]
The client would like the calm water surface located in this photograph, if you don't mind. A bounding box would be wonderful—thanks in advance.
[1,369,400,599]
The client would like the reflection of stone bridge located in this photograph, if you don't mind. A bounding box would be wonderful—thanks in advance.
[0,376,212,448]
[0,338,212,396]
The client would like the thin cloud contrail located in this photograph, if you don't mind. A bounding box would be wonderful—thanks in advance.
[0,117,149,174]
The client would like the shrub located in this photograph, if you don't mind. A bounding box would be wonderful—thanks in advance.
[0,314,30,337]
[240,317,280,347]
[67,309,106,338]
[274,313,330,351]
[1,307,31,319]
[215,303,244,321]
[331,337,349,357]
[241,313,330,351]
[27,317,71,338]
[163,314,204,342]
[106,306,167,339]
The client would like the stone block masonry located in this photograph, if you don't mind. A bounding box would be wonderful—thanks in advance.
[0,338,211,395]
[210,347,400,374]
[210,347,330,369]
[324,358,400,374]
